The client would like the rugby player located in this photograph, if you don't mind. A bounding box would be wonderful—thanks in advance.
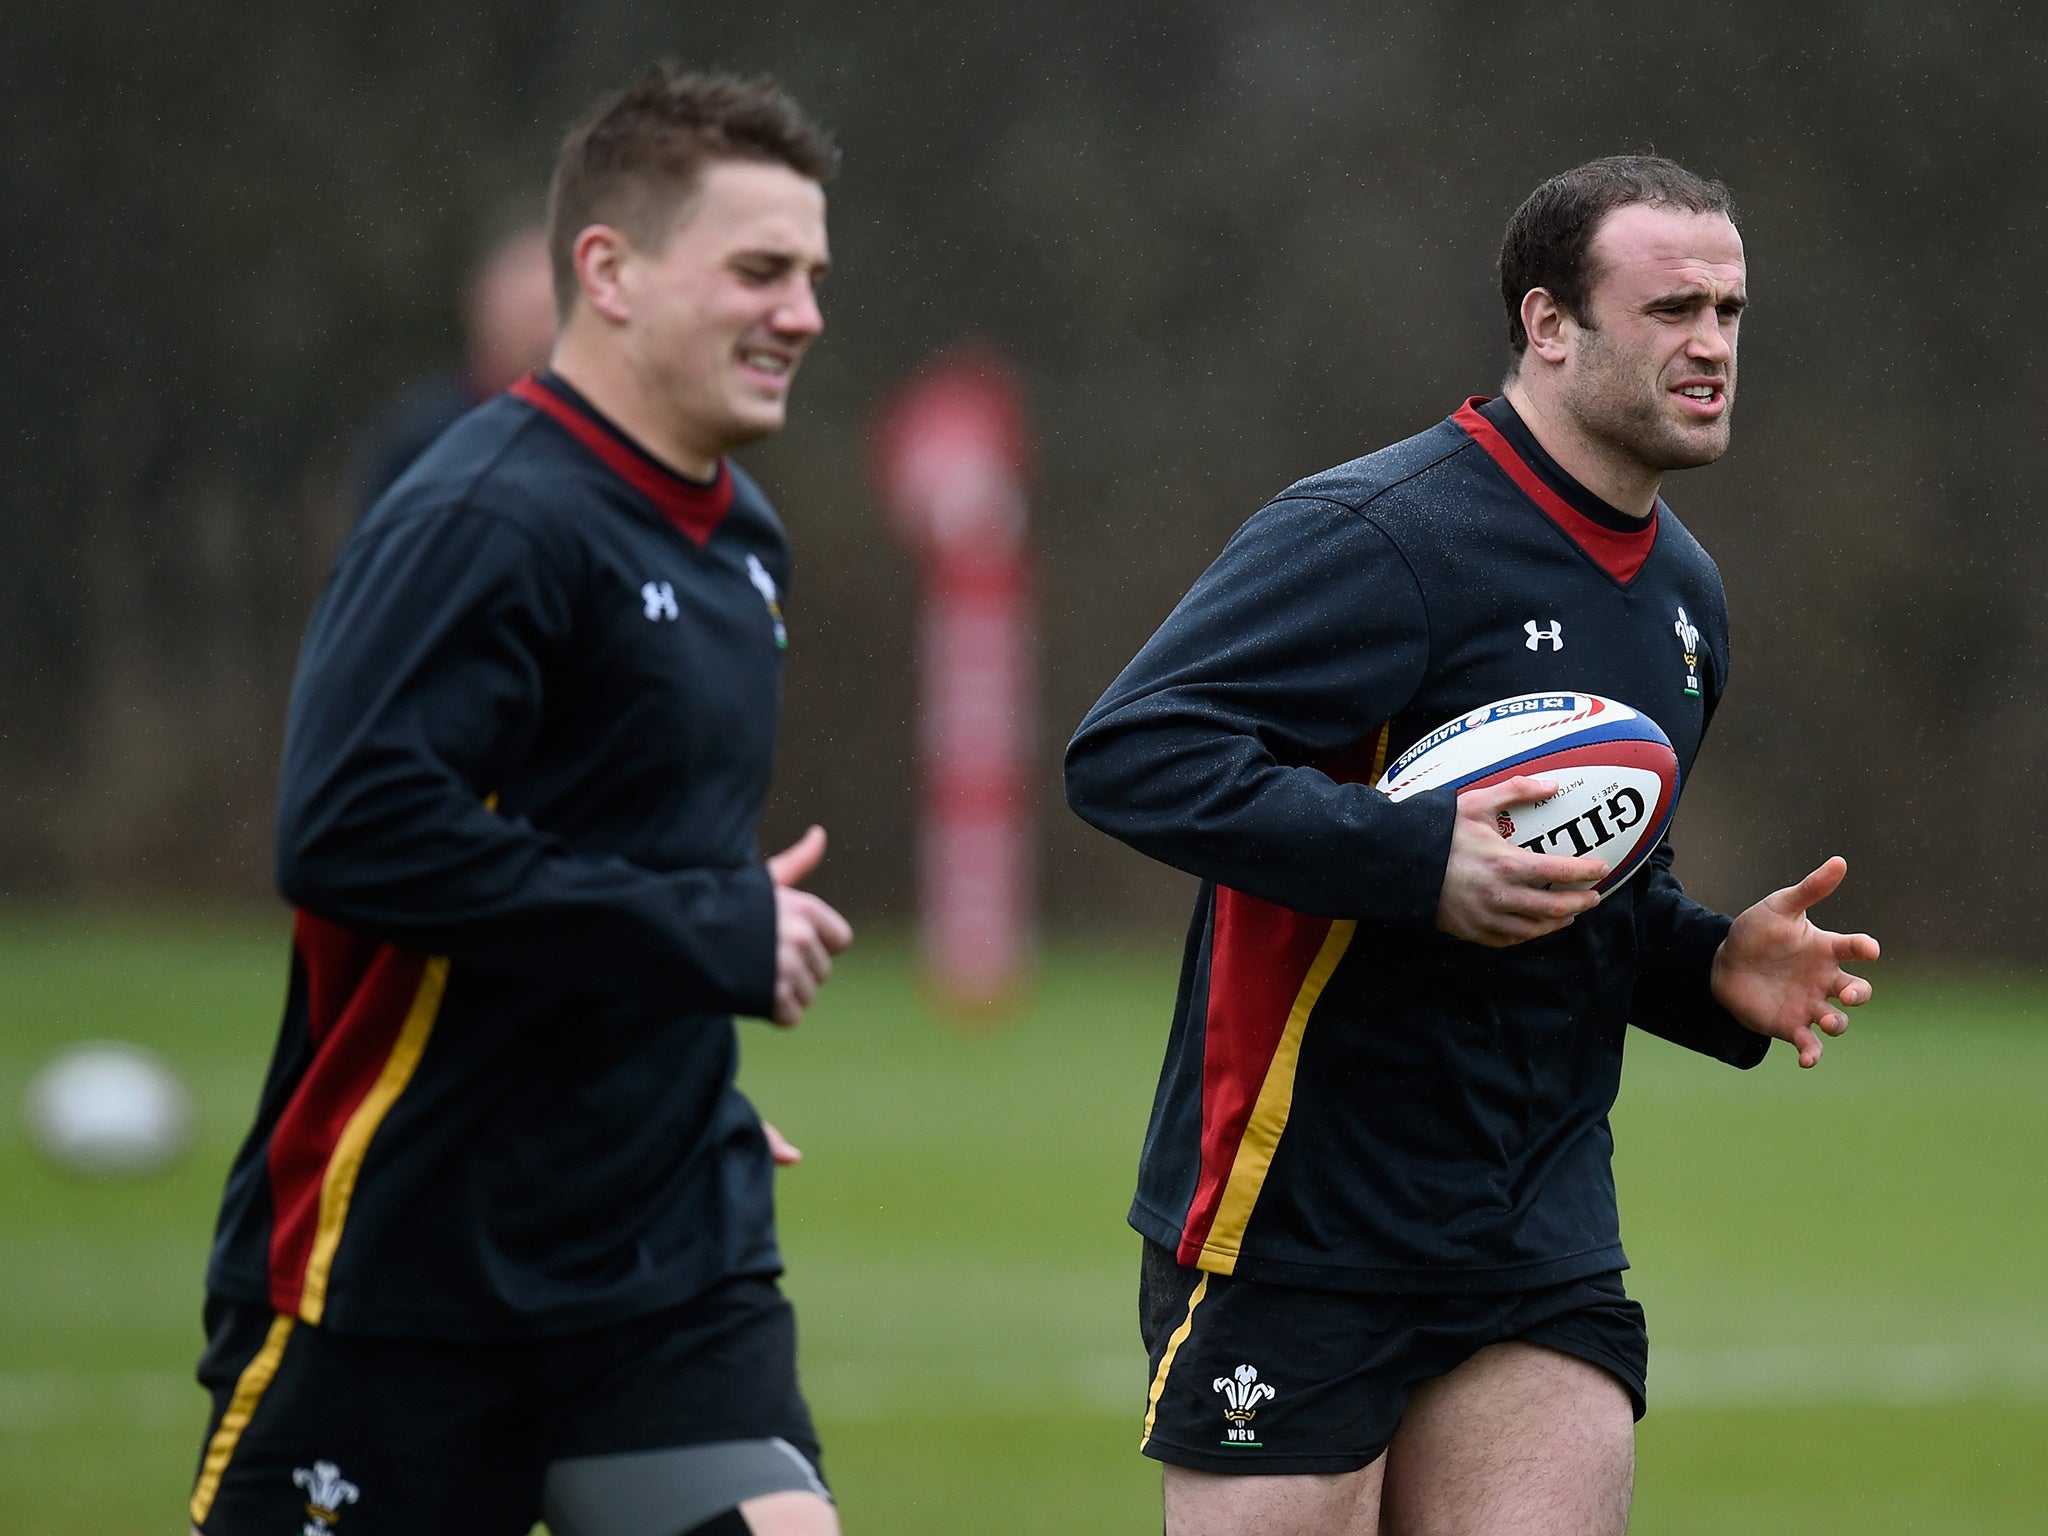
[347,215,558,517]
[190,67,850,1536]
[1065,156,1880,1535]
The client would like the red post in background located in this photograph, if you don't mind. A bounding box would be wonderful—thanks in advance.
[874,351,1035,1021]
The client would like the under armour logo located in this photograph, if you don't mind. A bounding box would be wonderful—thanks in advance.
[641,580,679,621]
[1524,619,1563,652]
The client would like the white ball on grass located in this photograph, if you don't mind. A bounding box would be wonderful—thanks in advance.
[23,1041,195,1175]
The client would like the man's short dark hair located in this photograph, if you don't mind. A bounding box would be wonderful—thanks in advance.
[1498,155,1735,356]
[547,64,840,315]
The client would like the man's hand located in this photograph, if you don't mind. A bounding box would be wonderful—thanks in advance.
[1435,777,1608,947]
[761,1119,803,1166]
[767,824,854,1027]
[1711,855,1878,1067]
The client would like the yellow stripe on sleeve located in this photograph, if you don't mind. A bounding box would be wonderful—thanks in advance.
[189,1312,295,1525]
[1195,919,1357,1273]
[1140,1273,1210,1449]
[298,955,450,1325]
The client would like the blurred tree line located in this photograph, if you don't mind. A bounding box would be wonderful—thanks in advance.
[5,1,2043,956]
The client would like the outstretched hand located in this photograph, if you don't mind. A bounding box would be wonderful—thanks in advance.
[767,824,854,1027]
[1710,856,1878,1067]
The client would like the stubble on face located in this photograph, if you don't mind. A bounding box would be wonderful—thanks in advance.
[1562,318,1730,473]
[1556,206,1745,479]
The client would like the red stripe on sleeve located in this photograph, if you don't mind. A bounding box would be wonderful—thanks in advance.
[1178,890,1334,1265]
[264,911,429,1316]
[1174,724,1388,1264]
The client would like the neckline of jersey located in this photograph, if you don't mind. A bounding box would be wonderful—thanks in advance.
[509,372,735,547]
[1453,397,1658,585]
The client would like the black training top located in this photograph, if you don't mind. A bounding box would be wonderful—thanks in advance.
[205,371,793,1338]
[1066,396,1765,1295]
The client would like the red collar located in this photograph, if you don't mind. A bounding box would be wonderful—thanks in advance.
[510,374,735,546]
[1453,398,1655,584]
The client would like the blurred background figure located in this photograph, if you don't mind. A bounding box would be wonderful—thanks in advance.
[346,216,557,515]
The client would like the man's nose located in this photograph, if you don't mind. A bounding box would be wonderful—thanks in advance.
[776,280,824,338]
[1687,314,1733,362]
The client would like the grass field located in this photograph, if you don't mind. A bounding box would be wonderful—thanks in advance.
[1,912,2044,1533]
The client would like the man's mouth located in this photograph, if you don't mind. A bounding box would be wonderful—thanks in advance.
[1672,379,1728,417]
[739,348,794,379]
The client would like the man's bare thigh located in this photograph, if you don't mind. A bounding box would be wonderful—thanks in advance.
[1164,1344,1633,1536]
[1164,1459,1386,1536]
[1381,1341,1634,1536]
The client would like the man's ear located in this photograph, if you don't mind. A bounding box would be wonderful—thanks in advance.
[1520,287,1572,365]
[571,225,634,325]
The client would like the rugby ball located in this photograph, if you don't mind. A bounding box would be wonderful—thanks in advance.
[22,1041,194,1175]
[1376,692,1678,897]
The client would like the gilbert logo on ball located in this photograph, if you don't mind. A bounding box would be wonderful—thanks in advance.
[1377,692,1679,897]
[23,1041,195,1175]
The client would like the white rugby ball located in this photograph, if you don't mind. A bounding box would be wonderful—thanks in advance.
[1377,692,1679,897]
[23,1041,195,1175]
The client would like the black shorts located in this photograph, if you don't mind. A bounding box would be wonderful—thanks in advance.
[190,1272,824,1535]
[1138,1239,1647,1475]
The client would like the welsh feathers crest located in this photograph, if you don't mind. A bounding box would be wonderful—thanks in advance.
[1673,605,1703,696]
[1673,606,1700,661]
[293,1459,360,1528]
[745,553,788,649]
[1212,1363,1276,1444]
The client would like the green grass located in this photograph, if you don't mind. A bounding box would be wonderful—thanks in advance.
[0,913,2043,1532]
